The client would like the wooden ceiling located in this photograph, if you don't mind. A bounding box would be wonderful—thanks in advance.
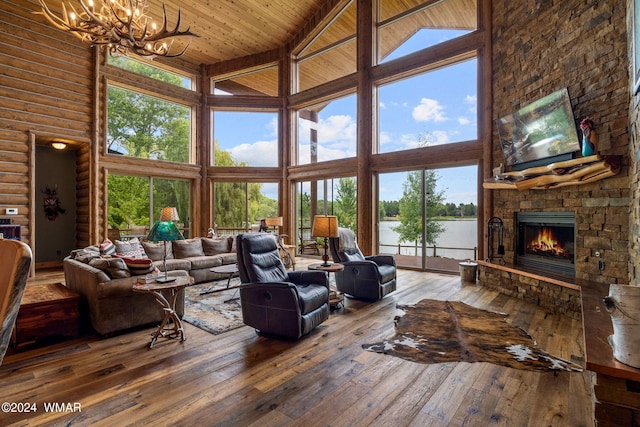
[100,0,475,68]
[137,0,328,66]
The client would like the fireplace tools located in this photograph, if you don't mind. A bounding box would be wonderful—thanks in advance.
[487,217,505,264]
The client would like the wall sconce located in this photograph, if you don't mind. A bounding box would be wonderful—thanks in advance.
[51,142,67,150]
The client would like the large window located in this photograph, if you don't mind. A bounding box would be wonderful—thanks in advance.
[377,0,477,64]
[296,94,357,165]
[107,174,191,237]
[296,177,357,253]
[107,85,192,163]
[294,1,356,92]
[378,165,477,272]
[108,55,194,90]
[377,59,477,154]
[213,181,279,235]
[213,64,279,96]
[212,111,279,167]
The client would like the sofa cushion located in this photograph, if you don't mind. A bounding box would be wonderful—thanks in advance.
[155,258,191,272]
[172,238,204,258]
[218,252,237,265]
[99,239,116,256]
[89,257,131,279]
[188,255,222,270]
[202,237,231,256]
[141,240,174,261]
[116,256,157,276]
[115,238,146,258]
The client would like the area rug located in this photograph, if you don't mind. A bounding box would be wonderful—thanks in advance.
[183,279,246,335]
[363,299,583,372]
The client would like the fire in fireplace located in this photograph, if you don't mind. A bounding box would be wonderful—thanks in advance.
[516,212,575,277]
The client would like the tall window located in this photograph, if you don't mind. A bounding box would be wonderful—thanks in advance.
[377,59,477,154]
[378,165,477,272]
[296,94,357,165]
[294,0,356,92]
[213,181,279,235]
[107,174,191,236]
[212,111,279,167]
[296,177,357,252]
[377,0,477,64]
[107,85,192,163]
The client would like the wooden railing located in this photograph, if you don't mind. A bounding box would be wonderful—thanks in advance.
[380,243,478,260]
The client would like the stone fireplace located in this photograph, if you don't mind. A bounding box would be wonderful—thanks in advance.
[515,212,575,277]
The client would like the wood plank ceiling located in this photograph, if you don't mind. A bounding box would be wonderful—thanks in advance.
[40,0,476,69]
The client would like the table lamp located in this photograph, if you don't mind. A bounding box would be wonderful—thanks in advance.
[311,215,338,267]
[146,207,184,283]
[265,216,283,233]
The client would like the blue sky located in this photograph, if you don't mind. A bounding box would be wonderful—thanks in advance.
[214,29,479,205]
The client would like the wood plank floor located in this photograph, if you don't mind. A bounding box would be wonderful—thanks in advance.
[0,259,594,426]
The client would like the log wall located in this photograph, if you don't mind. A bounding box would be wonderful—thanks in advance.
[0,0,93,249]
[490,0,630,284]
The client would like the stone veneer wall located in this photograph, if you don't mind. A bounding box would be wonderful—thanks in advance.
[491,0,630,285]
[629,0,640,287]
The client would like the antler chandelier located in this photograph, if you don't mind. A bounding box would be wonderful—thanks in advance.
[36,0,198,58]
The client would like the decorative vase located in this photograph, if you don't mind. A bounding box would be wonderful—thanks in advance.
[604,284,640,368]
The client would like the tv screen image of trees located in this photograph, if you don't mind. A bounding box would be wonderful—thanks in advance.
[496,88,581,168]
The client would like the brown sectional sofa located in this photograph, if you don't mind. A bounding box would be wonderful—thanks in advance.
[63,236,237,336]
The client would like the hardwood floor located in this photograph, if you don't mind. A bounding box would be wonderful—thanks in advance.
[0,259,594,426]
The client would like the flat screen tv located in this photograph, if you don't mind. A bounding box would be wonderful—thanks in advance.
[496,88,581,171]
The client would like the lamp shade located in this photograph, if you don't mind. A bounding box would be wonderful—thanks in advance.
[146,221,184,242]
[311,215,339,238]
[265,216,283,227]
[159,206,180,222]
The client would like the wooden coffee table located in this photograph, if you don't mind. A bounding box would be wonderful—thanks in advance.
[12,282,80,349]
[133,276,190,349]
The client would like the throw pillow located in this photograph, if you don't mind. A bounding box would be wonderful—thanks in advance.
[89,257,131,279]
[99,239,116,256]
[202,237,231,256]
[172,238,204,258]
[115,237,146,258]
[141,240,174,261]
[116,255,157,276]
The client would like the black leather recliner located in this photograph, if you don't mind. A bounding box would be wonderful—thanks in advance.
[236,233,330,339]
[329,227,396,301]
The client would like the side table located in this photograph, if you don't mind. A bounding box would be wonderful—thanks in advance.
[132,276,190,349]
[12,282,80,349]
[308,263,345,309]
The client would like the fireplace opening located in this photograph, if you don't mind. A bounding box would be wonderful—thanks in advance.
[516,212,575,277]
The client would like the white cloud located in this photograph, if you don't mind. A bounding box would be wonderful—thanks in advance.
[379,131,393,146]
[228,139,278,166]
[412,98,447,123]
[379,101,386,109]
[458,117,471,125]
[317,115,356,145]
[464,95,477,105]
[431,131,450,145]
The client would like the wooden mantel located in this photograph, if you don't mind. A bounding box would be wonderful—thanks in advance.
[483,155,621,190]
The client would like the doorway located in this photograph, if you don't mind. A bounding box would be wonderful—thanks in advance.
[34,144,77,268]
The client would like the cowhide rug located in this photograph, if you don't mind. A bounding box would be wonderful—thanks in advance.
[363,299,583,372]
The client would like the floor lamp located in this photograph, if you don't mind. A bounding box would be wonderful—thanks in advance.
[146,207,184,283]
[311,215,339,267]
